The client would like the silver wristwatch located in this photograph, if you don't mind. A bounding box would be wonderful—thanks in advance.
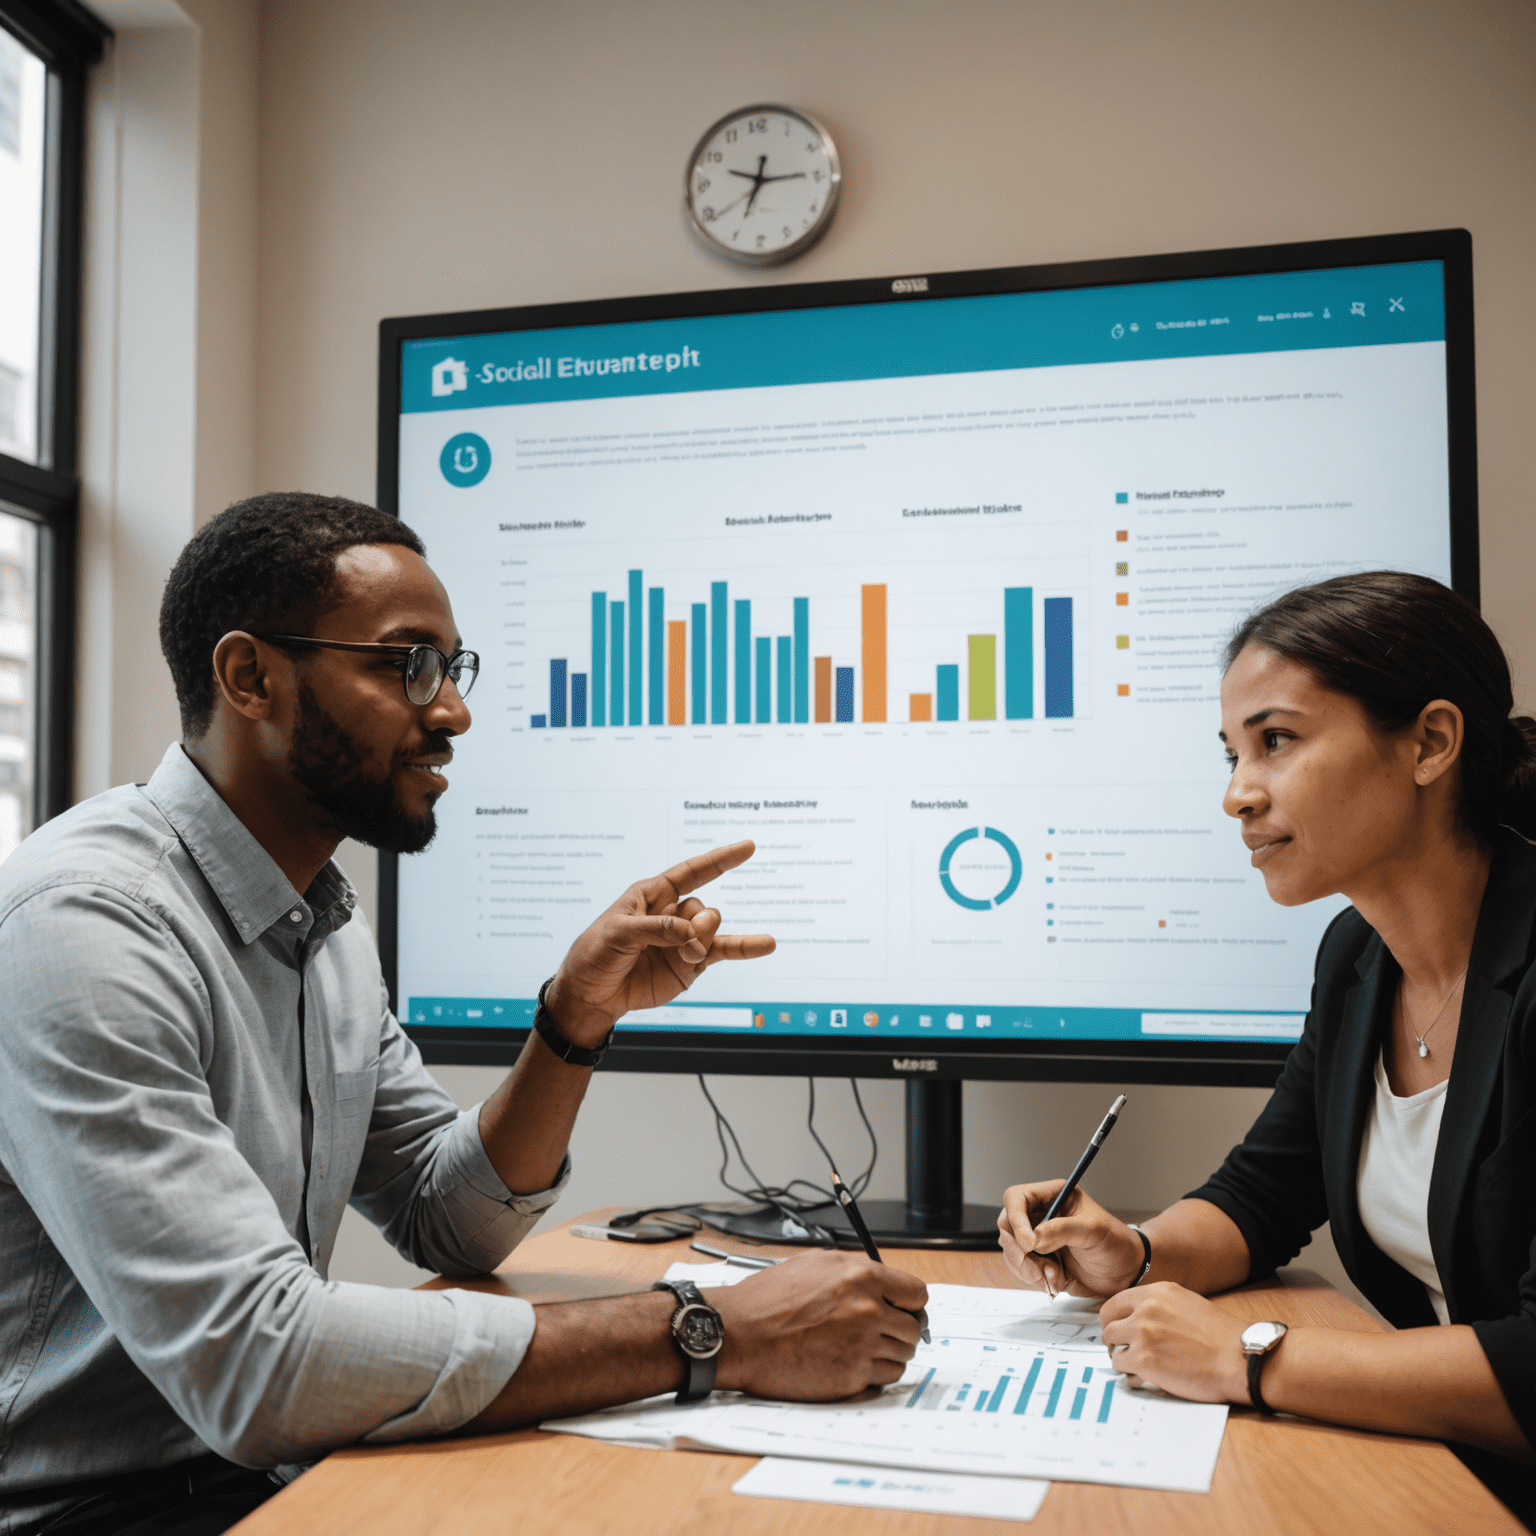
[1241,1319,1288,1414]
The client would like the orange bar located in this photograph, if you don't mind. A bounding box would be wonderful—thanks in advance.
[667,621,686,725]
[910,693,932,722]
[814,656,832,722]
[861,584,887,722]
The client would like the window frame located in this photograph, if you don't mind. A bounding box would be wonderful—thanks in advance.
[0,0,106,824]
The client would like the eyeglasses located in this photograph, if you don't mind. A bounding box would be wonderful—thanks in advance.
[260,634,480,705]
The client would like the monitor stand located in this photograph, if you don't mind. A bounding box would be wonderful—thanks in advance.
[698,1079,1001,1251]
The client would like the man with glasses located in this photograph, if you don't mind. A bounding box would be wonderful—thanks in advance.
[0,493,926,1535]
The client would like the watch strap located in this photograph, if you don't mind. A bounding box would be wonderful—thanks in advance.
[532,977,614,1068]
[1126,1224,1153,1286]
[1247,1348,1275,1414]
[652,1280,721,1403]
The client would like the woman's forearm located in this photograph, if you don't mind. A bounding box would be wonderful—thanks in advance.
[1262,1323,1529,1461]
[1141,1197,1254,1295]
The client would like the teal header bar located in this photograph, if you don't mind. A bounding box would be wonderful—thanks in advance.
[401,260,1445,414]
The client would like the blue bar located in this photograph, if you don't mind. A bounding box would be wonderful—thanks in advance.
[936,664,960,722]
[756,637,771,723]
[982,1375,1011,1413]
[1070,1386,1088,1420]
[1013,1357,1044,1414]
[711,583,728,724]
[1043,1366,1066,1418]
[530,714,546,728]
[609,602,625,725]
[777,637,791,722]
[550,659,567,728]
[648,587,664,725]
[691,604,707,724]
[793,598,809,723]
[735,601,752,723]
[835,666,854,723]
[628,571,643,728]
[1097,1378,1115,1423]
[1044,597,1073,717]
[571,673,587,728]
[1005,587,1033,720]
[404,260,1448,414]
[590,595,607,727]
[904,1367,936,1410]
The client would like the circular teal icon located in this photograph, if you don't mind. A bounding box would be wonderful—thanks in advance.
[939,827,1023,910]
[440,432,491,487]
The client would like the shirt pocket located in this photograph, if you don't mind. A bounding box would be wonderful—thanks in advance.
[333,1062,380,1119]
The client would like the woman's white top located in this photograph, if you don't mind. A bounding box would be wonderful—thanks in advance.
[1356,1050,1451,1325]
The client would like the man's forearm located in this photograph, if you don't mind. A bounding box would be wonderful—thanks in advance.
[465,1290,681,1431]
[476,1029,593,1195]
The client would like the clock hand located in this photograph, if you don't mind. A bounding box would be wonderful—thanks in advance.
[744,155,769,215]
[757,171,807,185]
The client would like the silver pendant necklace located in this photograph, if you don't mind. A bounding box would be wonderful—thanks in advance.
[1399,966,1468,1059]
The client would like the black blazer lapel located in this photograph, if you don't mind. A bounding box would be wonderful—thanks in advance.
[1429,834,1536,1320]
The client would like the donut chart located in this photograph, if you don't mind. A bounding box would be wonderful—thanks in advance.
[939,827,1023,911]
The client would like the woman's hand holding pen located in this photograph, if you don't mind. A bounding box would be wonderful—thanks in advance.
[997,1182,1148,1298]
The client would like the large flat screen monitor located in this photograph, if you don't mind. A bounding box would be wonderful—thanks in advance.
[378,229,1476,1106]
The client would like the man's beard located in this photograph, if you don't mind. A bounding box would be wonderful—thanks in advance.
[288,682,443,855]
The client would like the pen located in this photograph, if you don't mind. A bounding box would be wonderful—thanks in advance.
[689,1240,778,1270]
[830,1169,931,1343]
[1028,1093,1128,1299]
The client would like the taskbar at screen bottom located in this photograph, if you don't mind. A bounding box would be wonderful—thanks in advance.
[405,996,1305,1043]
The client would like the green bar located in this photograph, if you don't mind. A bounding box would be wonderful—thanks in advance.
[968,634,997,720]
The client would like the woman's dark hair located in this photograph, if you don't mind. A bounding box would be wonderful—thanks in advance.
[1225,571,1536,841]
[159,491,426,737]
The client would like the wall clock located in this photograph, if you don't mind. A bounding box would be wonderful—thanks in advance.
[684,104,841,266]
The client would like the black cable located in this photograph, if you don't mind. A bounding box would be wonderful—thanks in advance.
[806,1078,879,1198]
[696,1075,844,1234]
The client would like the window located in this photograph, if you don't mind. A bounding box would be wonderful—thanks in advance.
[0,0,107,835]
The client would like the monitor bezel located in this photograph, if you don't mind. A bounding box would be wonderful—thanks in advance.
[376,226,1478,1086]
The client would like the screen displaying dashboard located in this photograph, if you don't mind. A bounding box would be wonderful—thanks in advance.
[382,233,1474,1078]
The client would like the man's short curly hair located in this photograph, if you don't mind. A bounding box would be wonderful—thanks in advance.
[159,492,426,737]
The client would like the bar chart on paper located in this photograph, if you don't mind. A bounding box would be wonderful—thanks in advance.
[545,1331,1227,1493]
[523,564,1084,731]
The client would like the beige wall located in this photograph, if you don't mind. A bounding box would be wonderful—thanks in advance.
[81,0,1536,1296]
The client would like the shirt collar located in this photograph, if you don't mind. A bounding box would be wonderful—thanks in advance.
[143,744,358,945]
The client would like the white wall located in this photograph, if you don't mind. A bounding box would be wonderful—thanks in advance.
[78,0,1536,1304]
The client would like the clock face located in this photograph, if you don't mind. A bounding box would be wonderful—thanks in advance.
[685,105,840,265]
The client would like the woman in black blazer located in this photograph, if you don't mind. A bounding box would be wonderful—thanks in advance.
[999,572,1536,1519]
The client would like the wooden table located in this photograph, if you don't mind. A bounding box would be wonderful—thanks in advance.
[234,1212,1522,1535]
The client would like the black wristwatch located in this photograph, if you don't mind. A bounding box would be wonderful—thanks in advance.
[652,1279,724,1403]
[532,977,615,1068]
[1241,1320,1288,1414]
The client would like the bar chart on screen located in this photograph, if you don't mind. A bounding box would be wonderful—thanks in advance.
[522,563,1085,731]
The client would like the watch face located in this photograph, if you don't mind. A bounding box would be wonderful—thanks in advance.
[675,1302,725,1358]
[685,105,840,265]
[1242,1320,1286,1353]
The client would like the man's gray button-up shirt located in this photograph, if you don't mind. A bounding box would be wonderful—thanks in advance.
[0,745,565,1527]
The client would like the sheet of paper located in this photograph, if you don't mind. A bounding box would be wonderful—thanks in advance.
[544,1306,1228,1493]
[732,1456,1048,1522]
[662,1259,759,1288]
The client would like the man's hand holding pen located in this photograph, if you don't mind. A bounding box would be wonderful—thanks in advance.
[707,1250,930,1401]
